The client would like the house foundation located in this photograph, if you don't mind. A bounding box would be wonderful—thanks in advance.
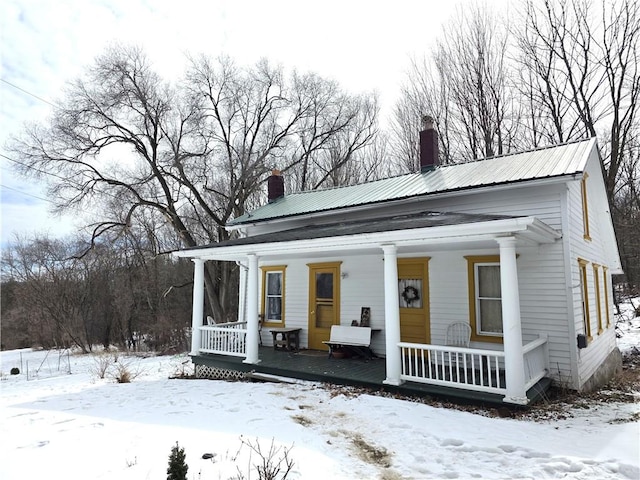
[578,347,623,392]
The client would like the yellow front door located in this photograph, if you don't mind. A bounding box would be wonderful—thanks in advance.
[398,258,430,344]
[307,262,341,350]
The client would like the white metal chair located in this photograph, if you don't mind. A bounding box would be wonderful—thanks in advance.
[445,322,472,348]
[444,322,472,375]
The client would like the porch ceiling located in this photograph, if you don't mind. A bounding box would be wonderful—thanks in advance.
[175,210,561,262]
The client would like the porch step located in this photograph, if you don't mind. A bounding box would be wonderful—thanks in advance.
[526,376,553,403]
[246,372,297,384]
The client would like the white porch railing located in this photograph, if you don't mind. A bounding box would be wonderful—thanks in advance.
[399,343,506,394]
[199,321,247,357]
[399,336,549,395]
[523,335,549,390]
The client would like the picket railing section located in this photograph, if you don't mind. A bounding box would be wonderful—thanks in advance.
[399,342,507,394]
[523,335,549,390]
[199,321,247,357]
[399,336,550,396]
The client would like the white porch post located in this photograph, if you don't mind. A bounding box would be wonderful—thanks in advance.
[237,261,247,324]
[497,236,528,405]
[190,258,205,356]
[243,253,261,364]
[382,245,403,385]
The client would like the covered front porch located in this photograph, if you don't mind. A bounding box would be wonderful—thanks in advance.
[176,211,562,405]
[191,316,551,404]
[191,345,551,405]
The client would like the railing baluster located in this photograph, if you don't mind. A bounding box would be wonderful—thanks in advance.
[462,353,468,384]
[471,354,477,385]
[411,348,416,376]
[401,347,406,375]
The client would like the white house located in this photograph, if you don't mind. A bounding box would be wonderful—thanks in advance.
[175,120,623,405]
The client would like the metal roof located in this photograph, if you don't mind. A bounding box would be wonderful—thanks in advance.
[230,138,595,226]
[176,210,562,260]
[189,211,518,250]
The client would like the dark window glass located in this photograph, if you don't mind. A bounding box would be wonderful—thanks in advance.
[316,273,333,299]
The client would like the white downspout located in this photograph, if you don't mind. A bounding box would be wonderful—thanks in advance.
[497,236,528,405]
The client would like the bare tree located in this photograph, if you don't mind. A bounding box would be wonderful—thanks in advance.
[515,0,640,285]
[2,236,100,352]
[600,0,640,198]
[391,4,517,169]
[1,230,194,352]
[516,0,640,198]
[8,46,379,322]
[291,93,379,190]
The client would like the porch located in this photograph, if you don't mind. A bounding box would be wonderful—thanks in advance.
[193,322,551,405]
[191,346,551,406]
[177,214,562,406]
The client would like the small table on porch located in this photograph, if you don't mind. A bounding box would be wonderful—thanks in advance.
[269,327,302,352]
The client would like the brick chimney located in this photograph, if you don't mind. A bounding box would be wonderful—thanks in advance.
[419,115,439,172]
[267,169,284,203]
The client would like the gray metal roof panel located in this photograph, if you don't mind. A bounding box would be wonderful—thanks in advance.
[230,138,594,225]
[190,210,518,250]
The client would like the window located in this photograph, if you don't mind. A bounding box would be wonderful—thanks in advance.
[593,263,603,334]
[466,255,503,343]
[578,258,592,340]
[603,266,611,328]
[261,266,286,326]
[581,173,591,241]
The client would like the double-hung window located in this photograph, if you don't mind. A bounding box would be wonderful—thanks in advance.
[466,255,503,343]
[578,258,592,340]
[261,266,286,326]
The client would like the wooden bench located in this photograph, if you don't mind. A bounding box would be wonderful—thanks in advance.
[322,325,373,359]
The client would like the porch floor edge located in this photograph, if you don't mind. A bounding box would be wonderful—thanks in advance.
[190,349,552,408]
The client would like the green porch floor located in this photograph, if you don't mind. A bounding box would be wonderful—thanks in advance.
[192,347,551,407]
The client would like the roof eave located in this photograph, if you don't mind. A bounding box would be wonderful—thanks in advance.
[175,216,561,261]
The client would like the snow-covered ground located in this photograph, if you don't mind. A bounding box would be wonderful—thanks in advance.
[1,302,639,479]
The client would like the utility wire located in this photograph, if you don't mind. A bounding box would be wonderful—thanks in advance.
[0,153,125,203]
[0,183,52,203]
[0,153,69,182]
[1,78,58,107]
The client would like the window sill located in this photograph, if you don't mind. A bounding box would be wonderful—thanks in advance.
[263,321,285,328]
[470,334,504,344]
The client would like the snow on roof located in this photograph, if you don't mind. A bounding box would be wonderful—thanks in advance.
[230,138,596,226]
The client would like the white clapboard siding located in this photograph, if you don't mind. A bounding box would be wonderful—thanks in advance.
[250,170,620,389]
[564,151,619,389]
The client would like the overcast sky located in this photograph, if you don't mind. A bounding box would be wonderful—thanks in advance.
[0,0,511,247]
